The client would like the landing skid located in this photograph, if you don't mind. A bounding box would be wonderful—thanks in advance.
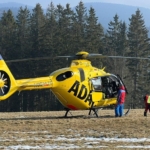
[64,107,100,118]
[64,105,131,118]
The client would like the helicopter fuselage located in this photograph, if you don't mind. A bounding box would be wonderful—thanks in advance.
[47,59,119,110]
[0,56,122,111]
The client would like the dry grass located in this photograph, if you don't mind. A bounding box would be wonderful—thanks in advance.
[0,109,150,149]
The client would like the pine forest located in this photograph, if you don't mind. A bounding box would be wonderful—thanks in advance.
[0,1,150,112]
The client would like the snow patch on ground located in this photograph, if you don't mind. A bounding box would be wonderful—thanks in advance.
[0,135,150,149]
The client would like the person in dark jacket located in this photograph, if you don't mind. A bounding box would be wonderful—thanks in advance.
[115,85,126,117]
[144,94,150,116]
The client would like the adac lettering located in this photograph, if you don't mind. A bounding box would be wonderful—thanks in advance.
[68,80,93,106]
[85,93,93,106]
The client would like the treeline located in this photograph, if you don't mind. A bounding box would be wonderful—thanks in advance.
[0,1,150,111]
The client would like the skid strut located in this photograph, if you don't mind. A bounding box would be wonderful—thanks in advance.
[89,102,99,117]
[64,108,70,117]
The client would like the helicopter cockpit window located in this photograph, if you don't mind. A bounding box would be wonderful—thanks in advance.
[56,71,73,81]
[101,75,120,98]
[91,77,102,91]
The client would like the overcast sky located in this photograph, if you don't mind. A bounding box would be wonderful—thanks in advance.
[0,0,150,9]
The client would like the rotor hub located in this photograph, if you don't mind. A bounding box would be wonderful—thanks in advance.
[75,51,89,59]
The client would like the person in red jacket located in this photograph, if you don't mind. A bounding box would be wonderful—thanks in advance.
[115,85,126,117]
[144,95,150,116]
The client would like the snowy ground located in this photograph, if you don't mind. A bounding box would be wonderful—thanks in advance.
[0,134,150,149]
[0,109,150,149]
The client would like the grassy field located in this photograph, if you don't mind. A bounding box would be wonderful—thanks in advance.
[0,109,150,149]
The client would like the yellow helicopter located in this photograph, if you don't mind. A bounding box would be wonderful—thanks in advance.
[0,51,129,117]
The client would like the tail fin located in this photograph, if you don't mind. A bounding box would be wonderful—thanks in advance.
[0,55,18,100]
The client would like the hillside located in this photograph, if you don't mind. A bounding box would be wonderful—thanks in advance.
[84,2,150,28]
[0,2,33,8]
[0,2,33,18]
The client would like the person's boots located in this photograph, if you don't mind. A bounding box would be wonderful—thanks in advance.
[144,111,147,117]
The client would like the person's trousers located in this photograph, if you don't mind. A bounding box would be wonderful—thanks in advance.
[145,104,150,113]
[115,103,124,117]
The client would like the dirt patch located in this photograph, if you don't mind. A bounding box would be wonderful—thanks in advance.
[0,109,149,149]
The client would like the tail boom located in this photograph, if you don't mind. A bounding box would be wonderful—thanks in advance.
[16,76,53,91]
[0,54,53,100]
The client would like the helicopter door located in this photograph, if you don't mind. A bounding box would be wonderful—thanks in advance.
[90,77,104,102]
[101,74,122,98]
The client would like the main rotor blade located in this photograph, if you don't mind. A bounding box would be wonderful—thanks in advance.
[57,54,103,59]
[104,56,150,60]
[6,56,55,63]
[56,56,75,58]
[73,53,149,60]
[87,54,102,58]
[4,52,150,63]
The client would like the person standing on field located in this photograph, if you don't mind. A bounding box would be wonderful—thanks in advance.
[115,85,126,117]
[144,94,150,116]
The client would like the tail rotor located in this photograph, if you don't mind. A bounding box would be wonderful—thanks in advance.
[0,70,11,96]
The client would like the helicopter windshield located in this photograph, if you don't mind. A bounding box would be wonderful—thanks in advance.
[91,77,102,91]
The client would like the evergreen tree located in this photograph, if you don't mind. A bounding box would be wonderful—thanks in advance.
[45,2,63,71]
[0,9,17,59]
[45,2,57,57]
[56,3,75,56]
[85,6,104,68]
[105,14,121,73]
[85,7,104,53]
[117,21,128,77]
[55,4,65,55]
[16,6,31,58]
[30,3,46,57]
[72,1,87,52]
[103,14,127,76]
[127,9,150,106]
